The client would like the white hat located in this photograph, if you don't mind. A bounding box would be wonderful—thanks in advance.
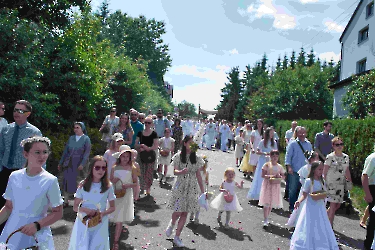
[112,145,132,158]
[112,133,124,142]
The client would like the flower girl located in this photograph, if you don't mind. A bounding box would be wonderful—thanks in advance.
[68,155,116,249]
[290,161,339,250]
[210,167,244,229]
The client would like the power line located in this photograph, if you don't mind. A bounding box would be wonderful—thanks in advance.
[302,0,359,50]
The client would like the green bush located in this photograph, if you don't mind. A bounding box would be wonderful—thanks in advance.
[275,118,375,184]
[44,127,107,176]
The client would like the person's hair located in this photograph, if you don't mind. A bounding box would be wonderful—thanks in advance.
[308,161,324,187]
[180,135,196,164]
[306,151,319,162]
[174,118,181,126]
[22,136,51,167]
[83,155,110,193]
[263,127,275,148]
[270,149,279,156]
[0,101,4,106]
[332,136,343,144]
[16,100,32,112]
[323,121,332,127]
[223,167,235,180]
[109,138,122,151]
[116,151,133,165]
[138,113,145,118]
[255,119,264,137]
[164,127,171,134]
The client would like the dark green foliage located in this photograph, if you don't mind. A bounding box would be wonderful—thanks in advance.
[175,101,197,117]
[276,118,375,184]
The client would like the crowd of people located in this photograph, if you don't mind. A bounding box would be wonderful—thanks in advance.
[0,100,373,249]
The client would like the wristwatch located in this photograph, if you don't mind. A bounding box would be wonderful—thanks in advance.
[34,221,41,231]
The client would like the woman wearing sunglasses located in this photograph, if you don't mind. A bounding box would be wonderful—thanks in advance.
[323,136,352,227]
[134,116,159,196]
[68,155,116,249]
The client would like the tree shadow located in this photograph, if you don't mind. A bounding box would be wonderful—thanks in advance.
[135,195,162,213]
[335,206,360,220]
[186,221,217,240]
[334,230,364,250]
[109,223,131,243]
[62,206,77,223]
[263,223,292,239]
[129,208,160,228]
[165,239,197,250]
[213,222,252,241]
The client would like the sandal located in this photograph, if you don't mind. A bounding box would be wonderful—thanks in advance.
[113,241,119,250]
[360,222,367,229]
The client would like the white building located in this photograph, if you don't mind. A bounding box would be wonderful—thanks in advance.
[330,0,375,117]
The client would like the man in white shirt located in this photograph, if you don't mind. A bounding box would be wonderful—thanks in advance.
[285,121,297,146]
[182,117,193,136]
[205,119,216,150]
[219,120,230,152]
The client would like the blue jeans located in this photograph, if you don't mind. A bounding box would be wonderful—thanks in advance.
[288,172,302,211]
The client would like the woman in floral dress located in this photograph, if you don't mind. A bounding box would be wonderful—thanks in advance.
[165,135,205,247]
[323,136,352,227]
[172,118,183,154]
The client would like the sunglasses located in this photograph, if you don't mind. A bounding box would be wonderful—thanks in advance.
[94,166,107,171]
[334,143,344,147]
[145,121,152,124]
[110,110,116,113]
[13,108,30,114]
[131,113,137,116]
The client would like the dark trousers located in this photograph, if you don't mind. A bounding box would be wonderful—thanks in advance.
[0,167,18,232]
[364,185,375,250]
[284,173,290,198]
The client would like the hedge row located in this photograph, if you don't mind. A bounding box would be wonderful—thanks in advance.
[273,118,375,184]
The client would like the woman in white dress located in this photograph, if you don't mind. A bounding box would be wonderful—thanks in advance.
[291,161,338,250]
[239,122,255,176]
[0,136,63,249]
[247,127,277,201]
[110,148,138,250]
[103,133,124,177]
[248,119,264,173]
[234,129,245,166]
[68,155,116,249]
[158,128,175,183]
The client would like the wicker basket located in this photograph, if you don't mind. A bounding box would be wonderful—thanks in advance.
[160,150,169,157]
[78,201,102,228]
[269,177,282,185]
[5,228,38,249]
[114,179,126,198]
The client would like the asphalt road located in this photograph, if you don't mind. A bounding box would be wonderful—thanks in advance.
[52,149,367,250]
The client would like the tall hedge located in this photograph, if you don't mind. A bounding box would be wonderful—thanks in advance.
[275,118,375,184]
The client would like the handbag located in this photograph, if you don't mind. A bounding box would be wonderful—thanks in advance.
[6,228,38,249]
[101,124,110,134]
[114,179,126,198]
[140,150,156,163]
[224,192,233,203]
[78,201,102,228]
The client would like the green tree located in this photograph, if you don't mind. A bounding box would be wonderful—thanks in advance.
[282,54,288,70]
[290,50,296,69]
[307,48,315,67]
[342,69,375,118]
[175,101,197,117]
[297,47,306,67]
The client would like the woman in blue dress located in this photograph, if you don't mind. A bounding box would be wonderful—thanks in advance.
[58,122,92,207]
[247,127,278,201]
[68,155,116,249]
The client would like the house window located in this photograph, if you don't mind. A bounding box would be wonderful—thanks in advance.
[357,58,367,73]
[367,2,374,18]
[358,26,369,43]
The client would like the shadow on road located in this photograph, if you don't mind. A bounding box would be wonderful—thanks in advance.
[159,181,173,190]
[165,239,196,250]
[263,223,292,239]
[271,208,291,219]
[334,230,364,249]
[214,222,252,241]
[135,195,162,213]
[51,224,69,235]
[62,206,78,223]
[186,222,217,240]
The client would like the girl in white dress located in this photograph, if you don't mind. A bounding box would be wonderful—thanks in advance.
[158,128,175,183]
[210,167,244,229]
[290,161,339,250]
[131,149,141,202]
[234,130,244,166]
[248,119,264,173]
[103,133,124,177]
[247,127,278,201]
[0,137,63,249]
[286,151,319,228]
[110,148,138,250]
[68,155,116,249]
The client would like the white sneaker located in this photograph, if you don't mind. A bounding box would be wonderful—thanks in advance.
[165,222,174,237]
[173,236,184,247]
[263,220,269,227]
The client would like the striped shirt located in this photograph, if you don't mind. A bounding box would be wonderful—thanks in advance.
[0,122,42,171]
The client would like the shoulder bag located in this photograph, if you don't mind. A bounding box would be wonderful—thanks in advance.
[297,140,310,159]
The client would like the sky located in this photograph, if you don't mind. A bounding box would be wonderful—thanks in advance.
[91,0,359,111]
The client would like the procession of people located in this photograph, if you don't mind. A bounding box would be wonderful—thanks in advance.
[0,100,373,249]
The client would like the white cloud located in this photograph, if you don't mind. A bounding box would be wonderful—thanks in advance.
[245,0,296,30]
[324,21,345,33]
[300,0,319,3]
[319,51,340,62]
[229,48,239,55]
[170,64,229,82]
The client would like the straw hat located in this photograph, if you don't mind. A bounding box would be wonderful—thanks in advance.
[112,133,124,142]
[112,145,132,158]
